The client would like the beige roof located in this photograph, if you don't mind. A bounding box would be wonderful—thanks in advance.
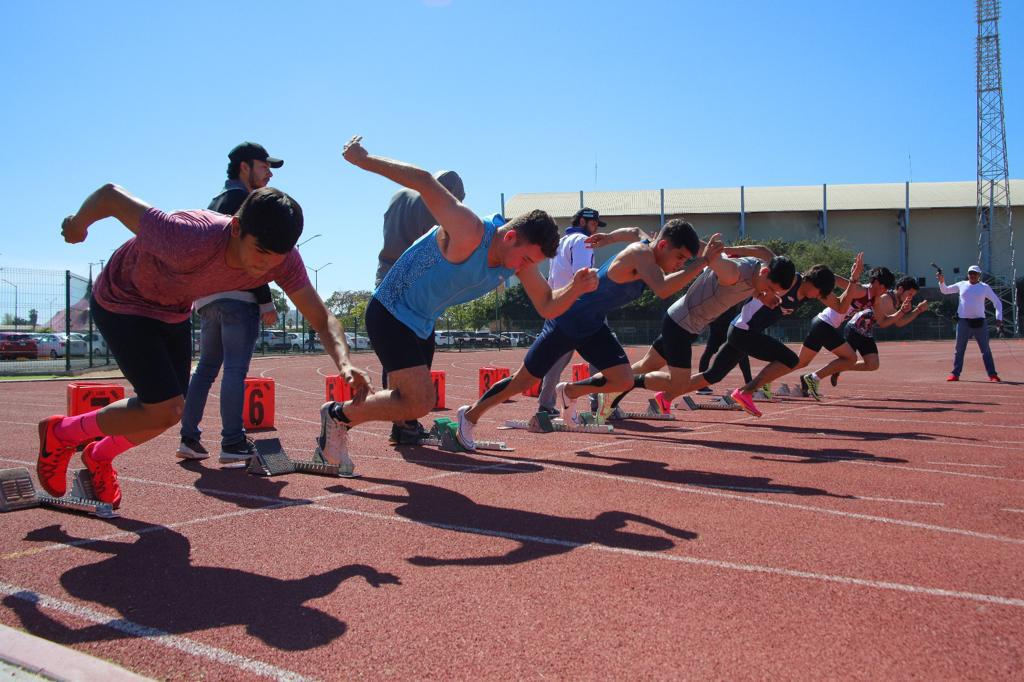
[505,180,1023,218]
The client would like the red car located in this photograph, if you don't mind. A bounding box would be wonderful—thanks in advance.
[0,333,38,360]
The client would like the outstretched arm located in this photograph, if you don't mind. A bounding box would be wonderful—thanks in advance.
[703,233,742,286]
[289,285,371,402]
[633,237,723,299]
[342,136,482,258]
[518,263,598,319]
[723,244,775,262]
[893,300,928,327]
[584,227,650,249]
[61,184,152,244]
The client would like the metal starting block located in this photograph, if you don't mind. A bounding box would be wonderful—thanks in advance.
[579,399,676,423]
[418,417,514,452]
[679,394,741,411]
[246,438,359,478]
[501,411,615,434]
[0,467,118,518]
[776,383,792,396]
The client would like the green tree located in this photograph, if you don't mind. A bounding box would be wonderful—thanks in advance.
[29,309,38,330]
[270,287,289,319]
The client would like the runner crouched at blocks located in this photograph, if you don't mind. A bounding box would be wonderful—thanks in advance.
[454,220,714,448]
[38,185,370,508]
[316,136,598,462]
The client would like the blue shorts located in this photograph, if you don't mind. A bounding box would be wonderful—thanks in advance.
[523,320,629,378]
[651,316,700,369]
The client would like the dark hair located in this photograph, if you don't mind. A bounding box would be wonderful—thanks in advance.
[868,266,896,289]
[227,158,245,180]
[658,219,700,256]
[804,265,836,298]
[766,256,796,289]
[236,187,304,254]
[895,275,919,292]
[506,210,559,258]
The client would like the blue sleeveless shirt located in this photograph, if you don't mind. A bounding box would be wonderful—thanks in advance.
[374,217,514,339]
[553,256,647,338]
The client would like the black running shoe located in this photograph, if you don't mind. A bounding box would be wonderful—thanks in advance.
[390,421,429,445]
[830,372,840,387]
[799,374,810,397]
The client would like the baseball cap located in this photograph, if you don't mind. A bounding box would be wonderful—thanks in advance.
[228,142,283,168]
[968,265,982,274]
[573,207,607,227]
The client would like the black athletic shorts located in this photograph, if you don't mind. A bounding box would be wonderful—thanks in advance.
[803,318,845,352]
[365,296,435,374]
[704,326,798,385]
[523,320,629,378]
[651,317,700,369]
[844,326,878,357]
[90,295,192,404]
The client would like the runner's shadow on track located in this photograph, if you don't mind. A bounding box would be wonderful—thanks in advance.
[852,397,997,406]
[679,437,909,465]
[328,477,696,567]
[3,521,400,651]
[177,460,312,509]
[732,422,977,444]
[811,402,984,414]
[392,445,543,475]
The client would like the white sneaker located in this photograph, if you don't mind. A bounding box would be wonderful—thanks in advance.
[555,382,578,425]
[317,402,355,475]
[455,405,476,451]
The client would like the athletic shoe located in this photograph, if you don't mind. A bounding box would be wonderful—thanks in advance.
[802,374,822,401]
[81,442,121,509]
[596,393,616,423]
[176,437,210,460]
[455,406,476,451]
[537,405,560,417]
[316,402,355,475]
[799,375,810,397]
[758,384,773,402]
[946,374,959,382]
[389,421,429,445]
[729,389,762,418]
[653,391,672,415]
[830,372,840,388]
[36,416,77,497]
[989,374,1001,382]
[695,386,713,395]
[555,382,579,425]
[219,437,257,464]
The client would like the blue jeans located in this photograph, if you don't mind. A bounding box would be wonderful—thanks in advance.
[952,318,997,377]
[180,299,260,445]
[538,352,599,412]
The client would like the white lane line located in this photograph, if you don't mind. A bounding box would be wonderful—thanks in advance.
[1003,508,1024,514]
[854,496,945,507]
[927,462,1005,469]
[303,505,1024,609]
[0,583,313,682]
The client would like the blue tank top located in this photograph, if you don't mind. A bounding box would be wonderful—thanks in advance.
[374,217,514,339]
[553,257,647,338]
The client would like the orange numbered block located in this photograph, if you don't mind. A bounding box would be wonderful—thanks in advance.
[522,380,541,397]
[66,382,125,416]
[325,375,353,403]
[431,371,446,409]
[243,378,275,430]
[478,366,511,397]
[572,362,590,382]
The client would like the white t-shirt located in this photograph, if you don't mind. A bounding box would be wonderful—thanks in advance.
[939,280,1003,320]
[547,229,593,289]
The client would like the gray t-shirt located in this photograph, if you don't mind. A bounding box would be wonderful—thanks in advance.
[668,257,762,334]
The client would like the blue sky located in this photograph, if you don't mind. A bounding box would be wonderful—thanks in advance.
[0,0,1020,296]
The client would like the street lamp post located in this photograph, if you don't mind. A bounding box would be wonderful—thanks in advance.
[297,233,322,249]
[306,262,332,350]
[1,279,17,332]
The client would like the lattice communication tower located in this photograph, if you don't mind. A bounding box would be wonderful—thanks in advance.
[976,0,1016,333]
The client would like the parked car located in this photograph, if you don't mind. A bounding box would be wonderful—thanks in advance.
[345,332,371,350]
[499,332,530,347]
[77,331,109,357]
[33,333,88,358]
[259,331,304,351]
[434,331,456,347]
[0,333,38,360]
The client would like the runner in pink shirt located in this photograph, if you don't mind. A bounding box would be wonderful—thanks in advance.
[37,184,370,509]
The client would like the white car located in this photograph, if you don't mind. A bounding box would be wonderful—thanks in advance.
[345,332,371,350]
[34,333,88,358]
[76,331,109,357]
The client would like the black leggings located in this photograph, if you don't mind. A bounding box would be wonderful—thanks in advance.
[699,305,751,383]
[704,326,797,385]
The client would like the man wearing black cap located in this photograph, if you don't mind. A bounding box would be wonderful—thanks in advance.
[209,142,284,215]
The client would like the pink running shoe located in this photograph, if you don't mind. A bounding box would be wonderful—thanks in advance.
[82,442,122,509]
[653,391,672,415]
[37,416,77,497]
[730,389,762,418]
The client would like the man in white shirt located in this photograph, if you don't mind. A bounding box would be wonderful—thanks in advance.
[938,264,1003,382]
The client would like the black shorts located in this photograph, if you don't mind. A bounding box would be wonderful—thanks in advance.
[651,317,700,369]
[803,319,845,352]
[365,297,435,374]
[90,295,192,404]
[524,320,628,378]
[844,327,878,357]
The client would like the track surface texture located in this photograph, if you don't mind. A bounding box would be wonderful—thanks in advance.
[1,340,1022,680]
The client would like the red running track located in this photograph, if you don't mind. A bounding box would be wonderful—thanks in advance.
[0,339,1022,679]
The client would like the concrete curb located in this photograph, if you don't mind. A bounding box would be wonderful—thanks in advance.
[0,623,151,681]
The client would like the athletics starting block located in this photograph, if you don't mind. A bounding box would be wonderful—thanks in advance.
[502,411,615,434]
[0,467,118,518]
[407,417,513,453]
[679,395,741,411]
[776,383,792,397]
[246,438,359,478]
[579,399,677,423]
